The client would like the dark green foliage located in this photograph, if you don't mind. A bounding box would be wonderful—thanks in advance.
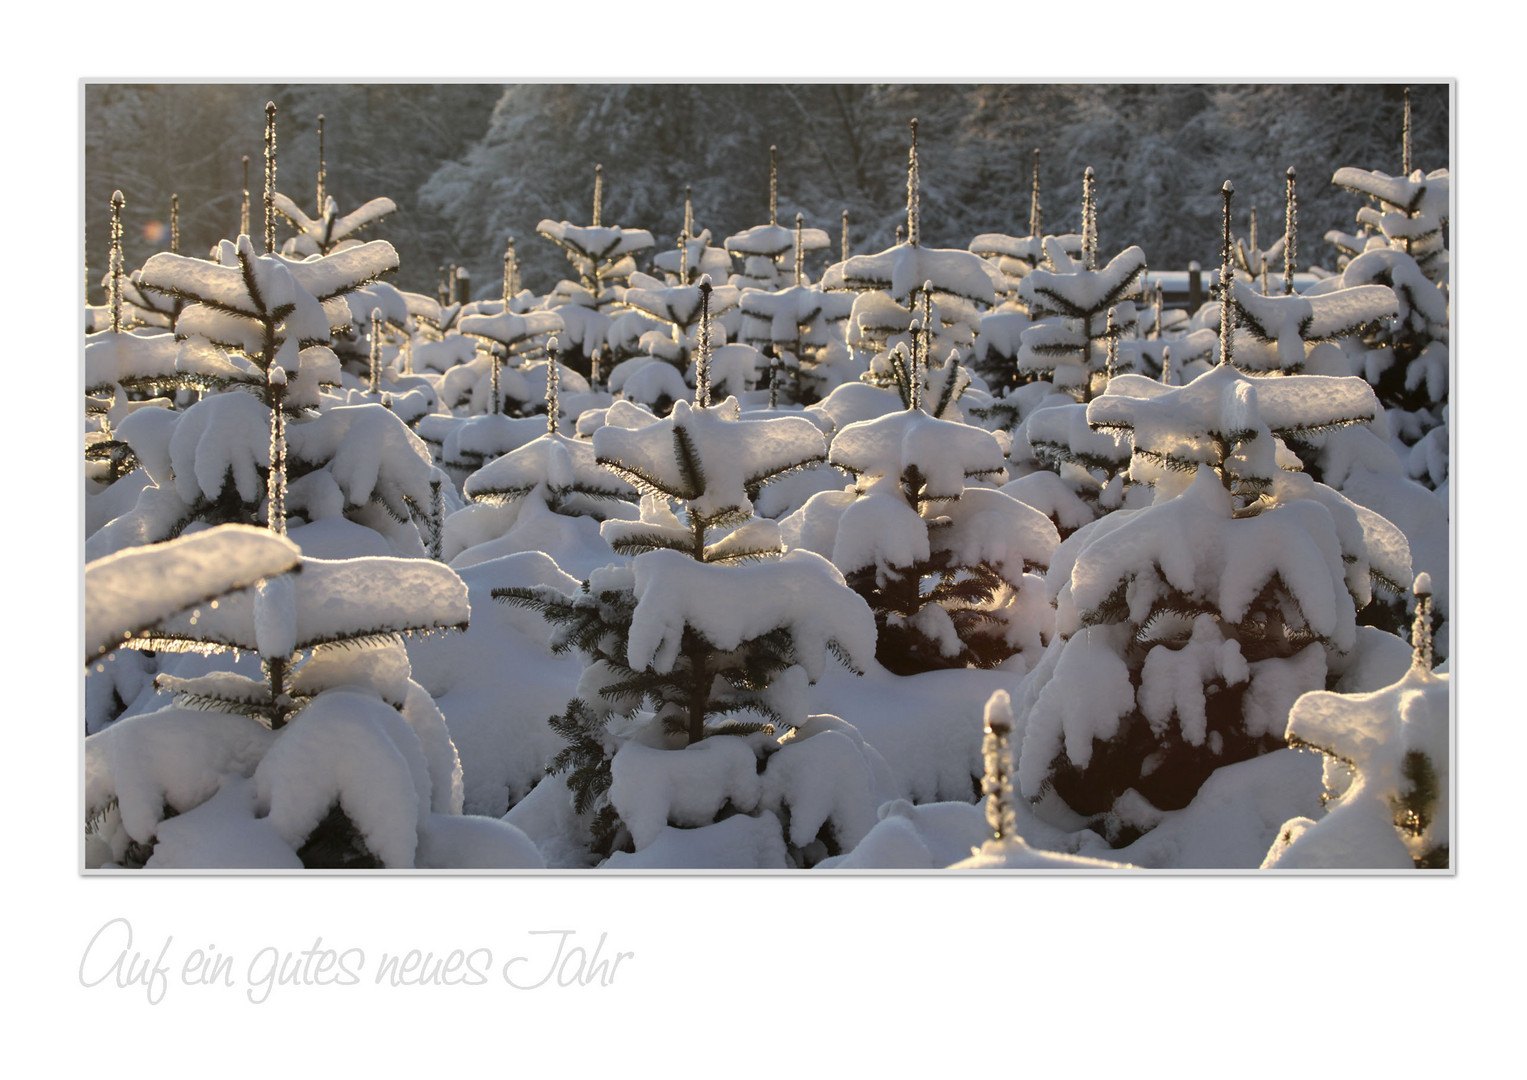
[1394,748,1446,868]
[297,802,382,869]
[546,698,614,817]
[846,552,1010,675]
[496,582,797,744]
[1046,680,1284,824]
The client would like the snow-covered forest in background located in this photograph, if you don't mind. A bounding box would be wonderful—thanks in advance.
[82,81,1451,871]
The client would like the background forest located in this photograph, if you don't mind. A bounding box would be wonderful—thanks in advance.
[86,83,1447,298]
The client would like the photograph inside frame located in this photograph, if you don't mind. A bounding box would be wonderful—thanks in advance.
[82,82,1452,873]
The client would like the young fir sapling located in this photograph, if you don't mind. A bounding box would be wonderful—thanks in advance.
[824,119,1005,407]
[1263,573,1448,869]
[1008,180,1411,844]
[783,372,1059,676]
[723,146,832,292]
[444,339,640,574]
[274,115,398,258]
[537,164,655,313]
[496,282,883,863]
[84,525,533,869]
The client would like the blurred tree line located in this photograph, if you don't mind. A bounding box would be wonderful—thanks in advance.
[86,82,1448,301]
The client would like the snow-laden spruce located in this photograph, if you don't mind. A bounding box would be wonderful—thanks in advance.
[1263,575,1448,869]
[784,406,1057,674]
[86,543,541,869]
[85,524,301,664]
[1010,346,1411,844]
[496,318,888,864]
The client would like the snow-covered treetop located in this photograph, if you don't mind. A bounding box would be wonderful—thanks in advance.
[1049,466,1359,652]
[463,431,637,509]
[623,281,740,332]
[830,408,1006,500]
[1282,658,1448,865]
[458,308,565,353]
[823,243,1005,306]
[274,191,397,257]
[1087,365,1380,495]
[128,555,470,658]
[1016,245,1147,319]
[138,236,399,369]
[1332,167,1449,222]
[85,524,302,663]
[723,223,831,258]
[593,397,828,526]
[624,548,876,682]
[738,285,854,339]
[1233,283,1398,372]
[536,221,654,263]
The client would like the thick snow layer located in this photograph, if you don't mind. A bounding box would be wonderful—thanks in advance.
[537,221,654,261]
[1112,748,1326,868]
[499,773,601,869]
[738,285,853,343]
[283,240,402,300]
[594,397,826,522]
[830,492,930,575]
[287,638,412,707]
[833,243,1005,305]
[1050,467,1359,652]
[603,811,790,869]
[442,413,546,466]
[407,553,584,817]
[608,736,763,851]
[807,662,1012,804]
[142,777,303,870]
[760,724,884,851]
[999,471,1096,535]
[450,493,624,579]
[289,404,435,519]
[1016,624,1137,795]
[1234,284,1398,370]
[1337,468,1449,619]
[816,799,991,869]
[167,392,274,506]
[149,555,469,655]
[459,308,564,348]
[413,335,479,375]
[1332,167,1449,219]
[808,381,906,433]
[951,836,1130,869]
[724,223,831,257]
[84,329,181,395]
[1023,400,1130,470]
[778,488,855,559]
[830,408,1006,498]
[285,515,395,559]
[607,356,693,408]
[415,812,545,869]
[1018,246,1147,316]
[1269,664,1449,868]
[85,524,301,661]
[86,706,280,846]
[254,687,433,868]
[625,548,876,681]
[1089,365,1380,482]
[624,281,739,330]
[970,233,1043,261]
